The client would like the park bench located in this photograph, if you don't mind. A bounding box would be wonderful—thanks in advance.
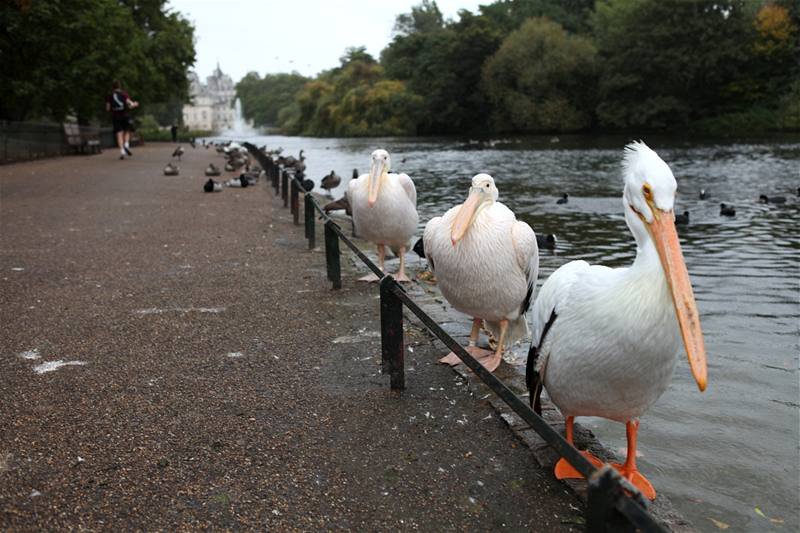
[63,122,102,155]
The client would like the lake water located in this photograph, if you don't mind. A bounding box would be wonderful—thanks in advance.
[216,133,799,532]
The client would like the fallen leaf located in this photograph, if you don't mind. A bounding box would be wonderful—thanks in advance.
[770,518,784,524]
[754,507,766,519]
[708,518,729,530]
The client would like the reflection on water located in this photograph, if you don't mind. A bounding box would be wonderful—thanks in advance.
[225,133,800,532]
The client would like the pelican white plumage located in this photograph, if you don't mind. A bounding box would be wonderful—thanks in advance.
[423,174,538,372]
[525,141,707,500]
[349,149,418,282]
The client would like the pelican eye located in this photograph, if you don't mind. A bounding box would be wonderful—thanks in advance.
[642,183,653,201]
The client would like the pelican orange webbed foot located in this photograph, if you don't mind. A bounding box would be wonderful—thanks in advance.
[359,244,385,282]
[438,318,492,366]
[439,346,493,366]
[610,420,656,500]
[393,246,412,282]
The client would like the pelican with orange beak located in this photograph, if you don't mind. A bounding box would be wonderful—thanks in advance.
[423,174,539,372]
[525,141,708,500]
[349,149,418,282]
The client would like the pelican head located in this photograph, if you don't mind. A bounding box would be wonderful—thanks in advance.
[451,173,498,245]
[622,141,708,392]
[368,149,390,207]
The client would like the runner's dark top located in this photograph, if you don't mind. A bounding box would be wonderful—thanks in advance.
[107,90,130,117]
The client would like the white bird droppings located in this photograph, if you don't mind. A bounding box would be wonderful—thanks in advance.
[135,307,225,315]
[332,331,381,344]
[227,352,244,358]
[29,490,42,498]
[11,267,24,271]
[33,360,87,374]
[19,349,40,360]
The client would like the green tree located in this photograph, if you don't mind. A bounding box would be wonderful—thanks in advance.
[280,48,421,136]
[482,17,597,132]
[236,71,309,127]
[592,0,755,129]
[0,0,195,123]
[382,7,502,134]
[479,0,594,34]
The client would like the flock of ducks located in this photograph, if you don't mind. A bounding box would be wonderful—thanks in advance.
[336,142,711,500]
[162,141,312,193]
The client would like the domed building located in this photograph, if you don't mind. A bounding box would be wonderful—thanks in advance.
[182,63,237,132]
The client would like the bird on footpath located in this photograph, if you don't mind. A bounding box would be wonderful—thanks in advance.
[720,203,736,216]
[163,163,179,176]
[323,193,352,217]
[759,194,786,204]
[699,189,707,200]
[225,176,248,188]
[675,211,690,225]
[423,174,539,373]
[205,164,221,176]
[349,149,418,282]
[525,141,707,501]
[203,179,222,192]
[321,170,341,194]
[557,193,569,204]
[172,146,184,161]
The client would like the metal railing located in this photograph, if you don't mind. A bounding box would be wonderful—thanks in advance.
[244,143,669,533]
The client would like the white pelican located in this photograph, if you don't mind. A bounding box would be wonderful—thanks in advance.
[423,174,538,372]
[526,141,708,500]
[349,149,418,282]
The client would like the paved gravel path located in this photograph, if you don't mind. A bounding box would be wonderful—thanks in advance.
[1,144,582,531]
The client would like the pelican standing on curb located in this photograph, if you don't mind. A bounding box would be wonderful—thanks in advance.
[525,141,707,500]
[349,149,418,282]
[423,174,538,372]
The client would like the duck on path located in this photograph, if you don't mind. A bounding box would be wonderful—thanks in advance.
[720,203,736,216]
[205,164,221,176]
[321,170,341,194]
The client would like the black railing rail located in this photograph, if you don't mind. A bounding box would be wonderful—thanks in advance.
[244,144,668,533]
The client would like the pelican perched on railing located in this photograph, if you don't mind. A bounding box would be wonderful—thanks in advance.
[349,149,418,282]
[423,174,539,372]
[526,141,707,500]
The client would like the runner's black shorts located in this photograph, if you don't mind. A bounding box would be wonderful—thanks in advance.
[112,116,134,134]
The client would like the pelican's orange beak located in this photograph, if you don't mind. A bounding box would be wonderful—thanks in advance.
[451,189,483,245]
[647,208,708,391]
[367,159,385,207]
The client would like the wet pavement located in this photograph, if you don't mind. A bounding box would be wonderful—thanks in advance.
[1,144,584,531]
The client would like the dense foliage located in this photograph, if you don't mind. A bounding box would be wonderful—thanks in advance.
[238,0,799,137]
[0,0,195,124]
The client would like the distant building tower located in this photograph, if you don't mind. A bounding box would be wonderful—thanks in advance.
[182,63,238,132]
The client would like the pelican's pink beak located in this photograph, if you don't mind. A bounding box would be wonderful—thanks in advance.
[648,208,708,391]
[367,159,385,207]
[451,189,482,245]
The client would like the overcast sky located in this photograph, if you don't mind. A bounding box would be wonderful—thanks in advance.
[167,0,485,83]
